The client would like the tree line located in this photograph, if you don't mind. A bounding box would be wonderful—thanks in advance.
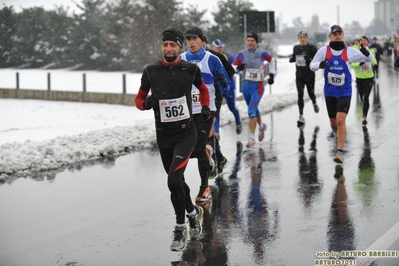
[0,0,255,72]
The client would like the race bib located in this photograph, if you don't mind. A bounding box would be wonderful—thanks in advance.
[159,96,190,123]
[327,72,345,86]
[296,55,306,67]
[244,68,263,81]
[192,88,201,108]
[360,63,372,72]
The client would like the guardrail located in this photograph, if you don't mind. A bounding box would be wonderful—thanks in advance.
[0,72,136,106]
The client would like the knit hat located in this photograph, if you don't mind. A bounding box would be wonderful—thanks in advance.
[161,28,184,48]
[246,32,258,43]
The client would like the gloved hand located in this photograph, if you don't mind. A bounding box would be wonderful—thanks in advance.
[215,71,228,87]
[267,73,274,85]
[360,44,370,56]
[201,106,212,121]
[304,55,311,64]
[359,62,365,66]
[143,94,158,110]
[236,63,246,71]
[319,60,328,69]
[289,57,295,63]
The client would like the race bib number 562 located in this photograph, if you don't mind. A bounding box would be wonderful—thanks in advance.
[159,95,190,123]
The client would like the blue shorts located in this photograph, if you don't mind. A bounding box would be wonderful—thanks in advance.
[242,81,265,119]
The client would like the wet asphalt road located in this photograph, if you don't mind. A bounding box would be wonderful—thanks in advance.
[1,64,399,266]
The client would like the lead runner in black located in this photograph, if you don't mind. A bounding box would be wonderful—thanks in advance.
[135,28,211,252]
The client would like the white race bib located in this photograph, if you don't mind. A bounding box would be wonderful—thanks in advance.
[159,96,190,123]
[192,88,201,108]
[244,68,263,81]
[327,72,345,86]
[295,55,306,67]
[360,63,372,72]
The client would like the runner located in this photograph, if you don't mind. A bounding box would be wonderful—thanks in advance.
[211,38,242,136]
[310,25,374,163]
[180,27,231,202]
[289,30,319,127]
[233,32,276,148]
[135,28,209,251]
[351,36,377,126]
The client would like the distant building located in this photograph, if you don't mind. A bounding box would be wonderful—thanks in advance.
[375,0,399,35]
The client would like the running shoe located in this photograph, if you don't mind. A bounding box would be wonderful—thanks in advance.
[196,199,212,212]
[313,103,319,113]
[208,167,218,179]
[297,115,305,127]
[195,186,212,202]
[258,123,267,141]
[236,123,242,135]
[334,164,344,180]
[170,225,189,252]
[186,205,204,238]
[333,150,344,164]
[205,144,215,171]
[246,137,256,148]
[217,156,228,176]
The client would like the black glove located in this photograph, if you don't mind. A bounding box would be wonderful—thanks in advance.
[215,71,228,87]
[304,55,311,64]
[143,94,157,110]
[360,44,370,56]
[267,73,274,85]
[289,56,295,63]
[319,60,328,69]
[359,62,365,66]
[236,63,246,71]
[201,106,212,121]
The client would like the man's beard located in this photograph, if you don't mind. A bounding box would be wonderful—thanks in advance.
[164,54,177,62]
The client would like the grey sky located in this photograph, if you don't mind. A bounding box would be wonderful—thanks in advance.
[1,0,375,28]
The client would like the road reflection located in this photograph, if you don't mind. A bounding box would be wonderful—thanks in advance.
[297,126,322,211]
[327,165,356,256]
[354,126,378,207]
[178,141,245,265]
[243,147,279,265]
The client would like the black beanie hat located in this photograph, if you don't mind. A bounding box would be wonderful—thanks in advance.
[247,32,258,43]
[161,28,184,48]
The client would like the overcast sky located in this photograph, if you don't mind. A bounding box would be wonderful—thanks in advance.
[1,0,375,28]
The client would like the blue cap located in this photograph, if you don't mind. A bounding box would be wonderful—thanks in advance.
[212,39,225,47]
